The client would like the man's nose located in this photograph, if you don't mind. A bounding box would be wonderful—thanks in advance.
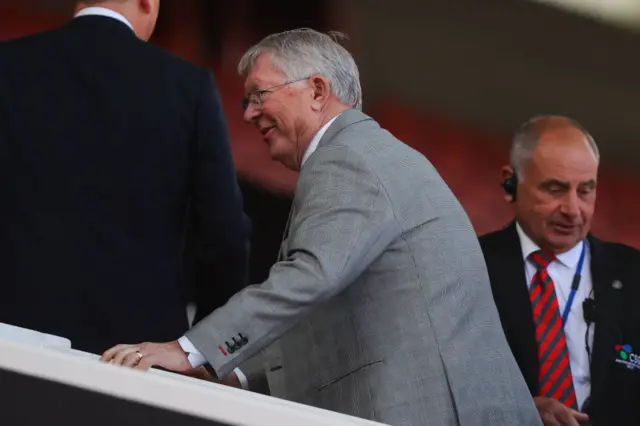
[560,191,581,217]
[243,104,261,124]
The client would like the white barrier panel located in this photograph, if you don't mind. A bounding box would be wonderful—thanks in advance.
[0,322,71,349]
[0,337,389,426]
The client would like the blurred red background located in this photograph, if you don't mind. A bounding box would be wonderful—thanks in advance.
[2,2,638,246]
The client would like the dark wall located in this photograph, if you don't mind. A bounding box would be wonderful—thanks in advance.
[349,0,640,171]
[198,0,330,62]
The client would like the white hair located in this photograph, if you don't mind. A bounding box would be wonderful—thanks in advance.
[510,115,600,181]
[238,28,363,110]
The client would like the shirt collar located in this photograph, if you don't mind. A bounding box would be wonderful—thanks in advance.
[515,222,583,268]
[301,114,340,167]
[74,7,134,31]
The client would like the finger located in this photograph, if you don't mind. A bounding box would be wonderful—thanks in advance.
[122,351,143,368]
[112,347,139,366]
[570,409,589,423]
[556,408,580,426]
[135,353,157,371]
[540,412,562,426]
[100,344,132,362]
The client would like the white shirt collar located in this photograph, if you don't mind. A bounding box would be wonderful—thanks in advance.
[74,7,134,31]
[301,114,340,167]
[515,222,583,268]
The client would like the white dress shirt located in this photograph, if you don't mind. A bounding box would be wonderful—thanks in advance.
[516,223,594,409]
[300,115,339,166]
[74,7,134,31]
[179,114,341,389]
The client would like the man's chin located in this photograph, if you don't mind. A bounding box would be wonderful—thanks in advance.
[267,145,282,161]
[546,233,583,253]
[267,149,290,168]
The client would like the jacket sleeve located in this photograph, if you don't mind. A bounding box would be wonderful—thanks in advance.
[185,145,400,377]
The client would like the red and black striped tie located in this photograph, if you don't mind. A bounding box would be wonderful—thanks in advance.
[529,249,578,409]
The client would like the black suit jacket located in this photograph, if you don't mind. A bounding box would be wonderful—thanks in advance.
[0,16,250,354]
[480,223,640,424]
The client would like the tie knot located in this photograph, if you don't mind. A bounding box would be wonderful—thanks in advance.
[529,250,556,270]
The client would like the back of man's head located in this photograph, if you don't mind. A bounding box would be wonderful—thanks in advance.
[75,0,160,41]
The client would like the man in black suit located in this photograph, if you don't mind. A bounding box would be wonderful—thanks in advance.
[0,0,250,354]
[480,115,640,425]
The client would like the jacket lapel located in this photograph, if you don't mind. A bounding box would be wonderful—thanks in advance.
[587,235,624,407]
[278,109,372,261]
[278,202,296,262]
[316,109,372,150]
[484,222,540,394]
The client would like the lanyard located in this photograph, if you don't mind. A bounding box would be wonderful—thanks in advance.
[561,240,587,327]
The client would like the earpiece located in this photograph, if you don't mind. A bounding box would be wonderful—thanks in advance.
[501,172,518,202]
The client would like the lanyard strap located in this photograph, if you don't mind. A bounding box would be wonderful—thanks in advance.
[561,240,587,327]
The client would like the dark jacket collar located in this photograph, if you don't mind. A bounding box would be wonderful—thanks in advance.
[66,14,136,38]
[481,222,539,394]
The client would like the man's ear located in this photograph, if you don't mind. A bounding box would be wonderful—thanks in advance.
[501,165,516,203]
[501,165,514,182]
[309,75,331,111]
[139,0,152,14]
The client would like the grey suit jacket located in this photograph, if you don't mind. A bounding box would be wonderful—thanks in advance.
[187,110,541,425]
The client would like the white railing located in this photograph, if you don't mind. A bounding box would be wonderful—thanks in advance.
[0,324,388,426]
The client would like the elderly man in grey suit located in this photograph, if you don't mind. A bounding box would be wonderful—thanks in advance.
[103,29,541,425]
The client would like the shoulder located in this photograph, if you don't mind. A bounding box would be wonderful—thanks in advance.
[151,46,220,101]
[133,40,209,81]
[332,114,416,158]
[0,30,60,73]
[319,113,432,184]
[117,39,218,107]
[0,27,58,54]
[591,236,639,255]
[144,43,200,71]
[589,235,640,268]
[296,126,390,210]
[302,140,377,186]
[479,224,515,251]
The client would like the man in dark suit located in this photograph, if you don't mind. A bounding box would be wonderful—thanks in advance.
[480,115,640,425]
[0,0,250,354]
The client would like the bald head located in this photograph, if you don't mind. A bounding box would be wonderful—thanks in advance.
[504,115,599,254]
[75,0,160,41]
[510,115,599,180]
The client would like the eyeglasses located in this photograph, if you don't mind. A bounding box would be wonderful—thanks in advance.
[241,77,309,111]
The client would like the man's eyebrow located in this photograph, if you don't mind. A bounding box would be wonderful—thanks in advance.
[539,179,597,189]
[243,82,259,94]
[540,179,570,188]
